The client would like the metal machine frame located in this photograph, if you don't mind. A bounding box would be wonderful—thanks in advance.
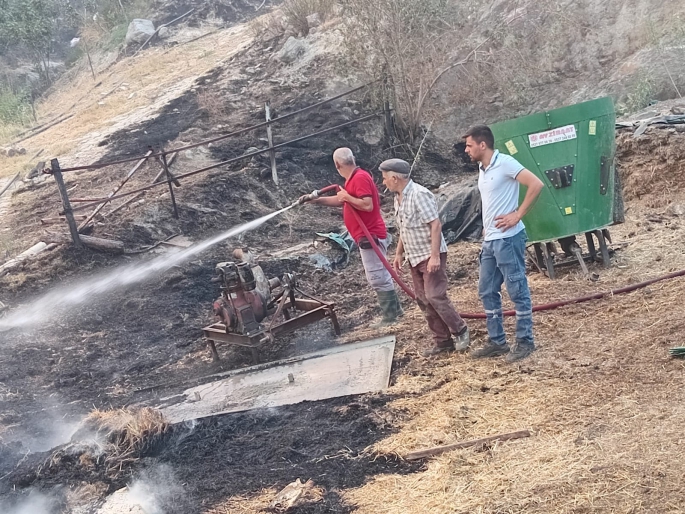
[203,282,340,363]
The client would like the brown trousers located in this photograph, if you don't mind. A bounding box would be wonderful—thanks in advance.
[410,253,467,346]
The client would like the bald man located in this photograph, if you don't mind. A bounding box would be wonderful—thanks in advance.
[300,148,402,326]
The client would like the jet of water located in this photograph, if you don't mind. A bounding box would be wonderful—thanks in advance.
[0,205,296,332]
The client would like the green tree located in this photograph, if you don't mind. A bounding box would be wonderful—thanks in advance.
[0,0,58,84]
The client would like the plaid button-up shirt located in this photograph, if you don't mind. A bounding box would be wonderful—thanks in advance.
[394,180,447,267]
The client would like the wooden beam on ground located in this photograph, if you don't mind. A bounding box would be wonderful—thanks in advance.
[12,115,75,145]
[0,242,49,276]
[405,430,532,461]
[78,150,152,232]
[44,232,125,254]
[0,172,21,200]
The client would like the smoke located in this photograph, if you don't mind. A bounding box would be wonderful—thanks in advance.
[26,419,81,453]
[0,489,58,514]
[0,205,295,333]
[127,463,185,514]
[3,399,83,453]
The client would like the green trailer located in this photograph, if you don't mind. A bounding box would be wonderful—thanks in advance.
[490,97,623,278]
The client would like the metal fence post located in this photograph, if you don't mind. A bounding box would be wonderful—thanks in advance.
[51,158,83,248]
[265,101,278,186]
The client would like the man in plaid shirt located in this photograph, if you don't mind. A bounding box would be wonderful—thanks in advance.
[380,158,470,356]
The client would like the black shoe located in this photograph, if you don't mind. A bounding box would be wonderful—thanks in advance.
[470,340,510,359]
[505,340,536,363]
[421,343,455,357]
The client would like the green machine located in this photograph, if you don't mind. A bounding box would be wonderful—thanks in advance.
[490,97,623,278]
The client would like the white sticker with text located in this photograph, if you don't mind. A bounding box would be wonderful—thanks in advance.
[528,125,577,148]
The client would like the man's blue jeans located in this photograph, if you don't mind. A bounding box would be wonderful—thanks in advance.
[478,229,534,345]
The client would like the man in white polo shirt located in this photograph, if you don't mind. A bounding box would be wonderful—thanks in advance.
[463,125,544,362]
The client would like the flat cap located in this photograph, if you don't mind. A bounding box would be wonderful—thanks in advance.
[379,158,411,175]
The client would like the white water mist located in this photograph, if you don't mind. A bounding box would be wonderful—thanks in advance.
[0,205,295,332]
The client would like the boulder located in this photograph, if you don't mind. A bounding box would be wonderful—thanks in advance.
[158,26,171,39]
[277,36,309,63]
[26,161,45,180]
[125,19,156,46]
[306,13,322,28]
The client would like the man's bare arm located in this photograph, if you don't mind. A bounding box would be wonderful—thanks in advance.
[494,169,544,230]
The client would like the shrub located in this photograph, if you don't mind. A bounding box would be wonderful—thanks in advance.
[282,0,336,35]
[0,87,32,126]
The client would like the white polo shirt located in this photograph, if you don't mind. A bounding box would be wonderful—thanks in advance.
[478,150,526,242]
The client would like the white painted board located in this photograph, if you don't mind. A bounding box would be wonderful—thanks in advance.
[159,336,396,423]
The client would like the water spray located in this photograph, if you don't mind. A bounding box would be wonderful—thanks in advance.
[0,204,297,332]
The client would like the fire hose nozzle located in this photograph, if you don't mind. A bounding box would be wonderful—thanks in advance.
[297,189,321,204]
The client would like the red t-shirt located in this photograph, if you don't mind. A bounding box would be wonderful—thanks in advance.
[343,168,387,243]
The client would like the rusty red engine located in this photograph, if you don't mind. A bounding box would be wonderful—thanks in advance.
[212,262,282,335]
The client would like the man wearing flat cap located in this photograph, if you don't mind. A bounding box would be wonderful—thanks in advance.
[380,158,470,356]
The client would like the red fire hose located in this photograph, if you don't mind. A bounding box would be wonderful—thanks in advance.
[315,184,417,300]
[310,185,685,319]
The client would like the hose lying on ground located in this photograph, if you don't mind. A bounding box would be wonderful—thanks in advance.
[311,185,685,318]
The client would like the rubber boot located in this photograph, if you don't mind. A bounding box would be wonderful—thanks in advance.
[370,290,400,327]
[393,290,405,318]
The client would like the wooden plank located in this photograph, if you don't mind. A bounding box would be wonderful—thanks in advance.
[405,430,532,461]
[44,232,124,254]
[105,192,145,217]
[78,150,152,232]
[12,114,74,145]
[0,172,20,199]
[0,242,48,276]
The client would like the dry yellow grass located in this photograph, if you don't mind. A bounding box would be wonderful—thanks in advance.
[203,193,685,513]
[336,200,685,513]
[0,21,257,179]
[81,406,169,474]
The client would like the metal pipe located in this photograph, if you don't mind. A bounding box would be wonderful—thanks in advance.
[59,83,377,173]
[460,268,685,319]
[66,112,383,213]
[310,186,685,319]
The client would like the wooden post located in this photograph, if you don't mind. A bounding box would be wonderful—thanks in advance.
[78,150,152,232]
[51,159,83,248]
[265,101,278,186]
[162,152,179,219]
[83,40,97,81]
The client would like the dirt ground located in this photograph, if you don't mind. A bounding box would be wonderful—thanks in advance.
[1,121,685,513]
[1,5,685,511]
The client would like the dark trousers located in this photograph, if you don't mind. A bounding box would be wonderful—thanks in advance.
[410,253,467,345]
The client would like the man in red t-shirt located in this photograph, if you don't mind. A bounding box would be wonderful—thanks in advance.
[299,147,401,325]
